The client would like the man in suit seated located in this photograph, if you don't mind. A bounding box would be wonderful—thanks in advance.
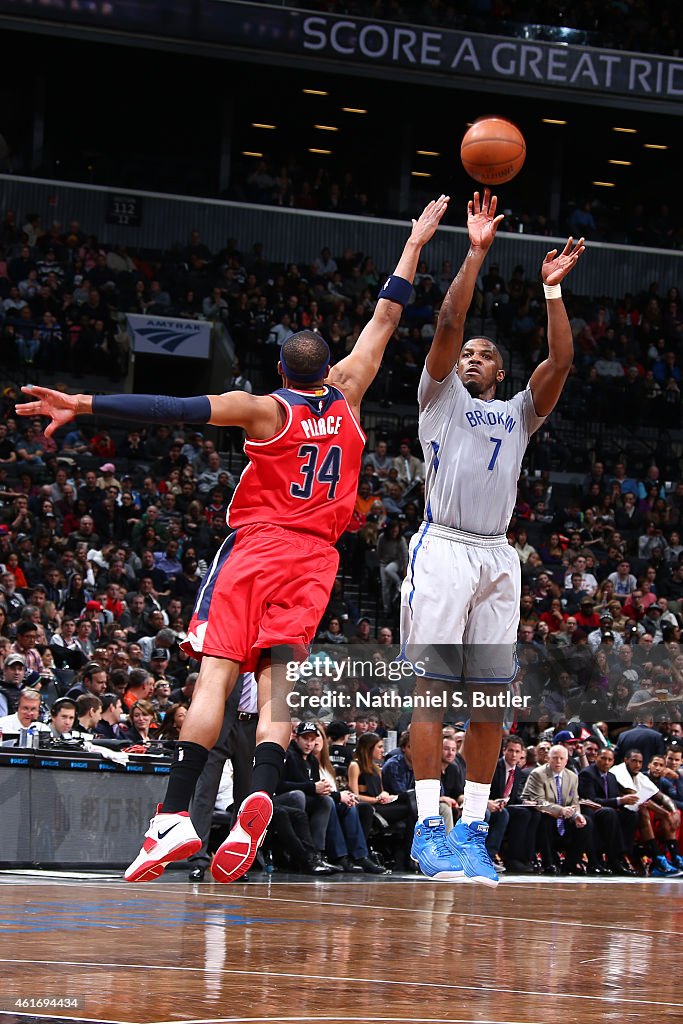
[578,746,638,874]
[490,735,540,873]
[522,744,599,874]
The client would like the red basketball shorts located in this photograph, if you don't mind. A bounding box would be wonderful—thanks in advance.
[182,523,340,671]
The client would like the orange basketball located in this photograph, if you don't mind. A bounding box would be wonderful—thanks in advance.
[461,117,526,185]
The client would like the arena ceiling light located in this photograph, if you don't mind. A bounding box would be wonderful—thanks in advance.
[411,171,432,178]
[609,159,632,165]
[309,147,332,154]
[542,118,567,124]
[644,143,668,149]
[303,89,328,96]
[612,127,637,133]
[314,125,339,131]
[242,151,263,158]
[342,107,367,114]
[592,180,616,187]
[416,150,440,156]
[251,123,276,130]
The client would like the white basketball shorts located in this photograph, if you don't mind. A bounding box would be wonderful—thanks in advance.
[400,522,521,683]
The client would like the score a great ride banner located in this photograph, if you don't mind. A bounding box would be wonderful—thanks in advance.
[2,1,681,102]
[202,2,683,104]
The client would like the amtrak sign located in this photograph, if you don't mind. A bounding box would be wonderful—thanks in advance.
[127,314,211,360]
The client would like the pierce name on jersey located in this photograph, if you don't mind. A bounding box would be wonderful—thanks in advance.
[301,414,343,439]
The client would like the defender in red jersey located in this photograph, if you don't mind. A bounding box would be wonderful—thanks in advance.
[228,383,366,542]
[18,193,449,884]
[184,383,366,669]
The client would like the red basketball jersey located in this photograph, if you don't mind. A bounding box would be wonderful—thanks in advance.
[227,385,366,543]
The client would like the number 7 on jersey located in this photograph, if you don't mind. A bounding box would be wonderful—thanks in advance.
[488,436,502,471]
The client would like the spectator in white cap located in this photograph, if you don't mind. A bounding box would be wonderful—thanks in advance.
[588,611,623,652]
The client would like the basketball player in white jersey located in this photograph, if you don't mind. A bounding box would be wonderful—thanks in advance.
[405,188,585,884]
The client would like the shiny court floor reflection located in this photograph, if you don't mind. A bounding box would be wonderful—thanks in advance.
[0,874,681,1024]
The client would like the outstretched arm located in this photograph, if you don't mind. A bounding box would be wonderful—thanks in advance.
[17,386,283,440]
[528,237,586,417]
[327,195,449,411]
[426,189,503,383]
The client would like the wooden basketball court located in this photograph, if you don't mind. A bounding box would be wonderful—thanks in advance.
[0,872,681,1024]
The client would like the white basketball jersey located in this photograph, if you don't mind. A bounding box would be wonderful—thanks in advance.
[418,364,545,536]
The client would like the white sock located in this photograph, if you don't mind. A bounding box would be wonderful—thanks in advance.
[461,781,491,824]
[415,779,441,821]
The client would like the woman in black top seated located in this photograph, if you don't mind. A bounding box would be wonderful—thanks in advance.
[124,698,159,747]
[348,732,413,867]
[156,702,187,742]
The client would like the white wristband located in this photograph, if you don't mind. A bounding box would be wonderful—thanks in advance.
[543,283,562,299]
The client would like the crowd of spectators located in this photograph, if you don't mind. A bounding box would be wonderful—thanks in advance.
[484,265,683,430]
[237,154,683,252]
[5,208,682,423]
[1,203,683,876]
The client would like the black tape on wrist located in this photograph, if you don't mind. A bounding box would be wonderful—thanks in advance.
[378,274,413,306]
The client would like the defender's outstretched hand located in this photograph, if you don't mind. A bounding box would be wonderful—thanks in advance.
[17,385,82,437]
[467,189,504,251]
[409,194,450,246]
[542,236,585,286]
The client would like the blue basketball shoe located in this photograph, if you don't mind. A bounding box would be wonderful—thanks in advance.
[651,855,682,878]
[411,816,464,879]
[447,818,499,887]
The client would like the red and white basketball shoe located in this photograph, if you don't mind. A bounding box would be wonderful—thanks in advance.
[124,806,202,882]
[211,792,273,883]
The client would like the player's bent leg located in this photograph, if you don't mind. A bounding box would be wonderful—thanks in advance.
[447,710,504,887]
[410,677,464,879]
[211,657,291,883]
[125,656,240,883]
